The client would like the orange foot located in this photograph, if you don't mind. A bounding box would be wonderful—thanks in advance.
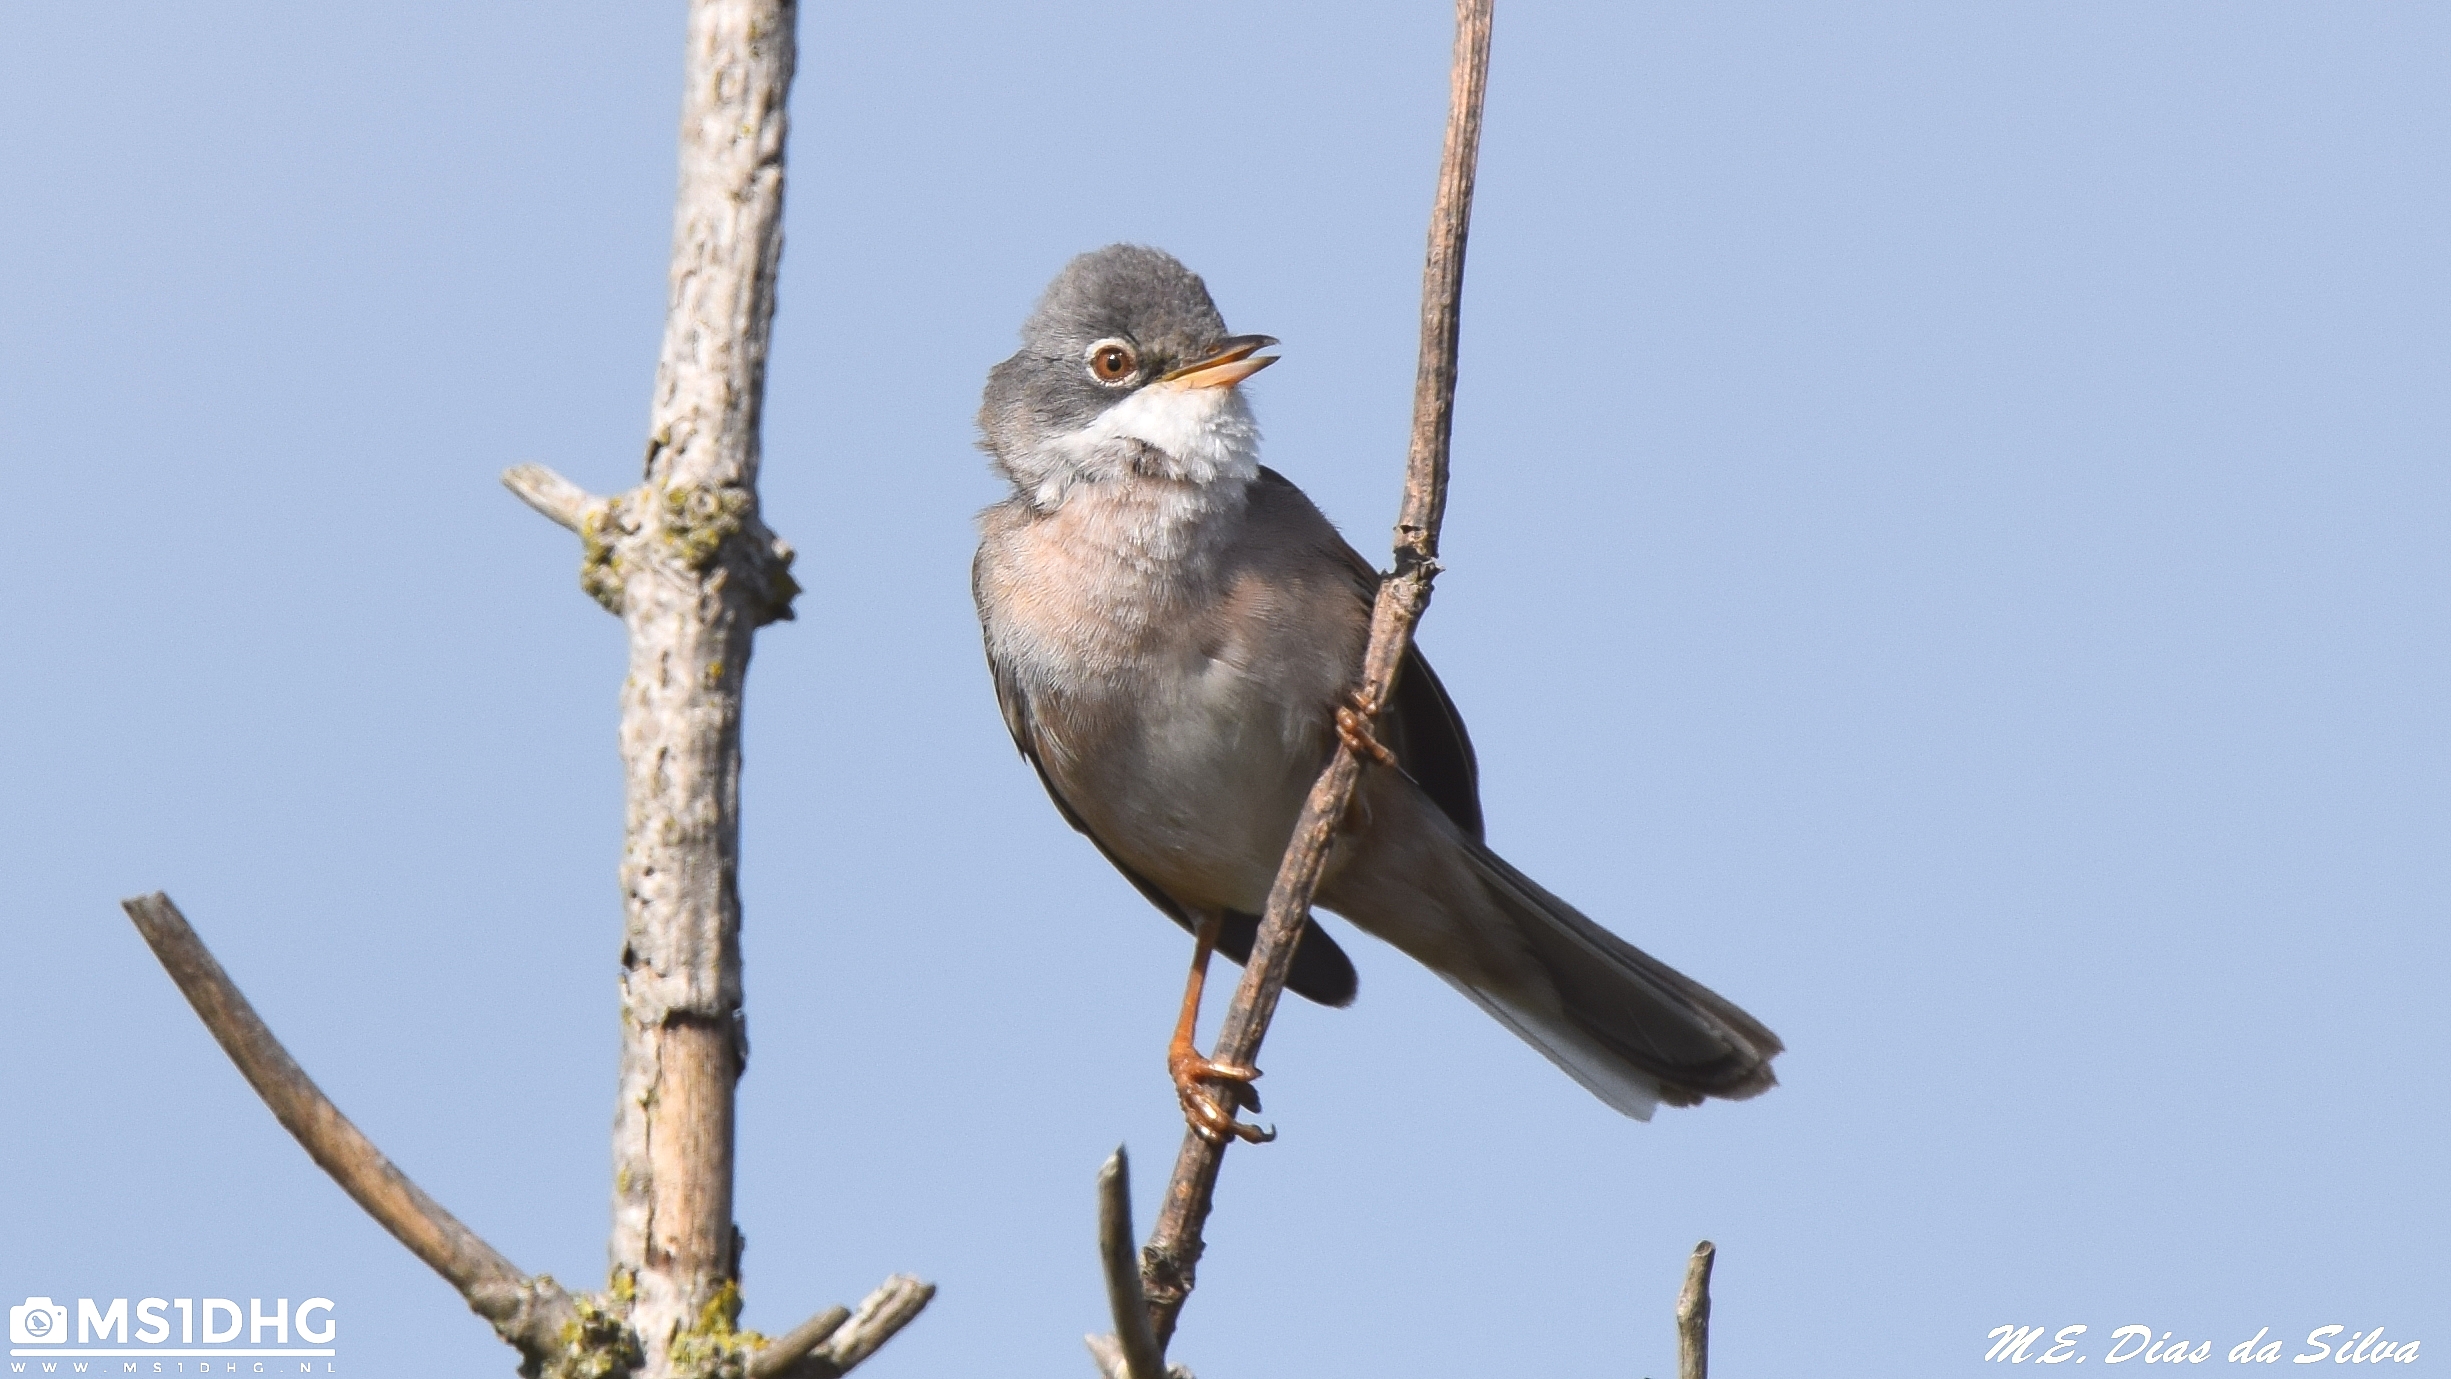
[1335,691,1398,767]
[1168,1045,1275,1145]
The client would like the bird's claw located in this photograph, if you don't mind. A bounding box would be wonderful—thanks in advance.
[1169,1049,1275,1145]
[1184,1095,1276,1145]
[1336,693,1398,767]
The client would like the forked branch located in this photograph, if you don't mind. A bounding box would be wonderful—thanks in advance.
[747,1307,849,1379]
[125,4,925,1377]
[125,891,926,1379]
[1134,0,1496,1353]
[756,1277,936,1379]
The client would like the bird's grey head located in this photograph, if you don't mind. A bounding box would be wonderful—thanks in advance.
[979,244,1278,510]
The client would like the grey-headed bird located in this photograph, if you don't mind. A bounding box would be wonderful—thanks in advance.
[973,244,1780,1141]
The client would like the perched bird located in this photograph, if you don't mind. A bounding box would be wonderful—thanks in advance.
[972,244,1780,1140]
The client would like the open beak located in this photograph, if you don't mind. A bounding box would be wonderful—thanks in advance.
[1159,334,1280,389]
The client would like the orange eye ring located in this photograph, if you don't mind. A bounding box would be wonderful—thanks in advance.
[1086,338,1139,385]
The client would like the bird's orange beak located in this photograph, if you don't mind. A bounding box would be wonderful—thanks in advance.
[1160,335,1280,389]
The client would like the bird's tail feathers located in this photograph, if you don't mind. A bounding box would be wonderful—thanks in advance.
[1440,975,1670,1119]
[1454,844,1782,1117]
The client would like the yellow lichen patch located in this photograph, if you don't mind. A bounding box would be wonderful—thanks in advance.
[538,1285,642,1379]
[659,484,753,572]
[579,500,633,614]
[664,1279,767,1379]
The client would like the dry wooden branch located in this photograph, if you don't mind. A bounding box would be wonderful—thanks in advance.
[120,893,581,1372]
[1086,1149,1169,1379]
[503,463,600,533]
[504,1,823,1372]
[1135,0,1495,1353]
[1677,1240,1715,1379]
[1084,1334,1191,1379]
[501,1,922,1374]
[121,6,922,1378]
[768,1276,936,1379]
[746,1307,849,1379]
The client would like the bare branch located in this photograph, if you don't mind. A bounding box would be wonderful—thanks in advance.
[119,892,581,1368]
[747,1307,849,1379]
[502,463,604,533]
[1086,1334,1194,1379]
[766,1275,934,1379]
[132,7,913,1379]
[572,1,806,1367]
[496,6,902,1375]
[1677,1240,1715,1379]
[1087,1149,1167,1379]
[1138,0,1495,1350]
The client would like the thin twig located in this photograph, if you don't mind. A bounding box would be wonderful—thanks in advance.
[1137,0,1496,1351]
[1088,1149,1167,1379]
[1677,1240,1715,1379]
[119,892,578,1366]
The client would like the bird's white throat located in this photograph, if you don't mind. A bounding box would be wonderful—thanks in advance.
[1024,381,1261,510]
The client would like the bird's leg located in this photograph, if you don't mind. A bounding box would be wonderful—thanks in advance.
[1335,689,1398,767]
[1168,910,1274,1145]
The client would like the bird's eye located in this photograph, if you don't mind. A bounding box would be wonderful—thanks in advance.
[1086,339,1139,384]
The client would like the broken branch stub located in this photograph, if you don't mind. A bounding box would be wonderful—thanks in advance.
[1677,1240,1715,1379]
[1087,1150,1169,1379]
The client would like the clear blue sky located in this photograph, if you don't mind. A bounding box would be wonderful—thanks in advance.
[4,3,2444,1376]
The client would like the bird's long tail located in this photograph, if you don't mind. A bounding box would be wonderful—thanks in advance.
[1441,843,1783,1120]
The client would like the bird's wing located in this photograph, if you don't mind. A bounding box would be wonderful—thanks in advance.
[1256,466,1486,842]
[1386,642,1485,842]
[984,646,1187,924]
[982,623,1359,1007]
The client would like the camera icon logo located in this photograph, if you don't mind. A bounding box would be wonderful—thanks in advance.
[10,1297,68,1344]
